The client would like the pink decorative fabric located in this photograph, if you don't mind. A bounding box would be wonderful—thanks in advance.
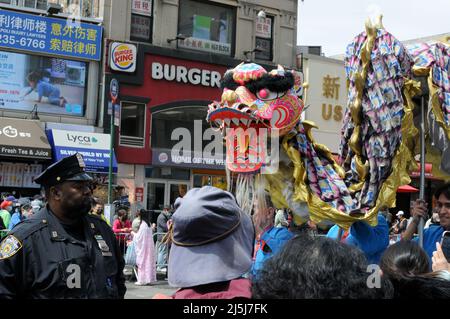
[134,221,157,284]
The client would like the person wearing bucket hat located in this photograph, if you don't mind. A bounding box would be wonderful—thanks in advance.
[166,186,255,299]
[0,153,126,298]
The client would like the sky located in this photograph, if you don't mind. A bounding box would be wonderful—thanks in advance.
[297,0,450,56]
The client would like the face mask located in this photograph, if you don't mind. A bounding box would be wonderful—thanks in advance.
[6,206,12,212]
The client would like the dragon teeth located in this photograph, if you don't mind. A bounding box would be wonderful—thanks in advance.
[241,118,249,126]
[232,118,240,126]
[224,119,231,126]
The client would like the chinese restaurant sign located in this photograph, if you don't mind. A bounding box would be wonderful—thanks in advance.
[0,10,102,61]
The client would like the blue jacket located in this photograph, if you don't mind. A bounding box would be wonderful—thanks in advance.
[413,224,444,261]
[327,214,389,264]
[8,212,23,230]
[252,226,293,278]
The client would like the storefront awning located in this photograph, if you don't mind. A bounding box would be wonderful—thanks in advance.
[0,118,51,160]
[47,129,117,173]
[397,185,419,193]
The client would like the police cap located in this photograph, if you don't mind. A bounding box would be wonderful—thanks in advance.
[34,153,93,187]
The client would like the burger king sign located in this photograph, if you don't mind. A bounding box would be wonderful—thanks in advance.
[109,42,137,73]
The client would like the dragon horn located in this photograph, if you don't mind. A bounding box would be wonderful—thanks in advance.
[233,62,245,71]
[375,14,384,29]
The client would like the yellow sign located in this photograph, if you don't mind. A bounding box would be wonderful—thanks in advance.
[322,75,340,100]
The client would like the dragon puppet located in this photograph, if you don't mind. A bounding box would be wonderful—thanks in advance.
[206,17,450,232]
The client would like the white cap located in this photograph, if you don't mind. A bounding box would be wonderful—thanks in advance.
[396,210,404,217]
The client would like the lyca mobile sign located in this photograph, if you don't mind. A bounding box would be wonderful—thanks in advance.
[52,129,110,149]
[151,62,222,88]
[109,42,137,72]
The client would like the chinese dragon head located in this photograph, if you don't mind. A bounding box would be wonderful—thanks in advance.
[206,63,304,174]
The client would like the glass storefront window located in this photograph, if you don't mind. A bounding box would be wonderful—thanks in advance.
[131,14,152,42]
[119,101,145,147]
[145,167,190,181]
[178,0,235,56]
[193,174,227,190]
[151,106,212,149]
[255,16,273,61]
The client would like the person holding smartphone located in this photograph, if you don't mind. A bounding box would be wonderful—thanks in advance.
[403,183,450,261]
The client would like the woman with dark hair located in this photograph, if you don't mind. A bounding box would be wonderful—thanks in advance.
[132,209,156,286]
[112,208,132,254]
[380,241,450,298]
[252,234,393,299]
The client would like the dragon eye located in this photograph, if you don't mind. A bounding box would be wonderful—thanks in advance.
[257,88,281,101]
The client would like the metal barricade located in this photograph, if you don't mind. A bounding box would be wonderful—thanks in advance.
[153,232,169,274]
[116,232,138,281]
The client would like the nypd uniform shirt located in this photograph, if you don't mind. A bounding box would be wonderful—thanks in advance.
[0,207,126,299]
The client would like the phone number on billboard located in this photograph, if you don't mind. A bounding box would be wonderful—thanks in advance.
[0,35,45,49]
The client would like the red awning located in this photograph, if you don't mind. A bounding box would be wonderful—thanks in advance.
[397,185,419,193]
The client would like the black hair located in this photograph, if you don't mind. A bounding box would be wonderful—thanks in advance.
[252,234,393,299]
[380,240,430,277]
[139,209,151,228]
[380,240,450,298]
[220,71,239,91]
[435,182,450,200]
[27,70,42,83]
[220,69,295,96]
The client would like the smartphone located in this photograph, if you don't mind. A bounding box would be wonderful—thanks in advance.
[441,231,450,262]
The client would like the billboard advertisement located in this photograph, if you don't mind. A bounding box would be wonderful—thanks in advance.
[0,50,87,116]
[0,9,103,61]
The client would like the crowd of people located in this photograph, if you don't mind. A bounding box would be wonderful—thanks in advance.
[0,153,449,299]
[154,184,450,299]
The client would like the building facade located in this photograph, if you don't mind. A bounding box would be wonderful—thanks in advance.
[0,0,115,198]
[101,0,299,211]
[0,0,298,210]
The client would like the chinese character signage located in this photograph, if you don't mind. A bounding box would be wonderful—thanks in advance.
[132,0,153,17]
[178,37,231,55]
[255,17,271,39]
[131,14,151,41]
[0,10,103,61]
[0,50,87,117]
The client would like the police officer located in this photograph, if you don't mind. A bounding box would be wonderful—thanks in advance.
[0,153,126,298]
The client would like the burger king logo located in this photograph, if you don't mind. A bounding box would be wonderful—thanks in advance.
[110,42,137,72]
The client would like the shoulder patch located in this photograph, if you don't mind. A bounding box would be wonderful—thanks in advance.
[0,235,23,260]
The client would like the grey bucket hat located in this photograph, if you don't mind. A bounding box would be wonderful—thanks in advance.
[168,186,255,288]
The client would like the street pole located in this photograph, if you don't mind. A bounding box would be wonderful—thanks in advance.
[108,102,115,205]
[418,95,425,248]
[108,78,119,206]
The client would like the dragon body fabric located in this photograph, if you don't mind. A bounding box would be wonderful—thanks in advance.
[407,41,450,179]
[206,23,448,231]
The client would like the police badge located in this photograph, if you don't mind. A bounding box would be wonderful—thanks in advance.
[0,235,23,260]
